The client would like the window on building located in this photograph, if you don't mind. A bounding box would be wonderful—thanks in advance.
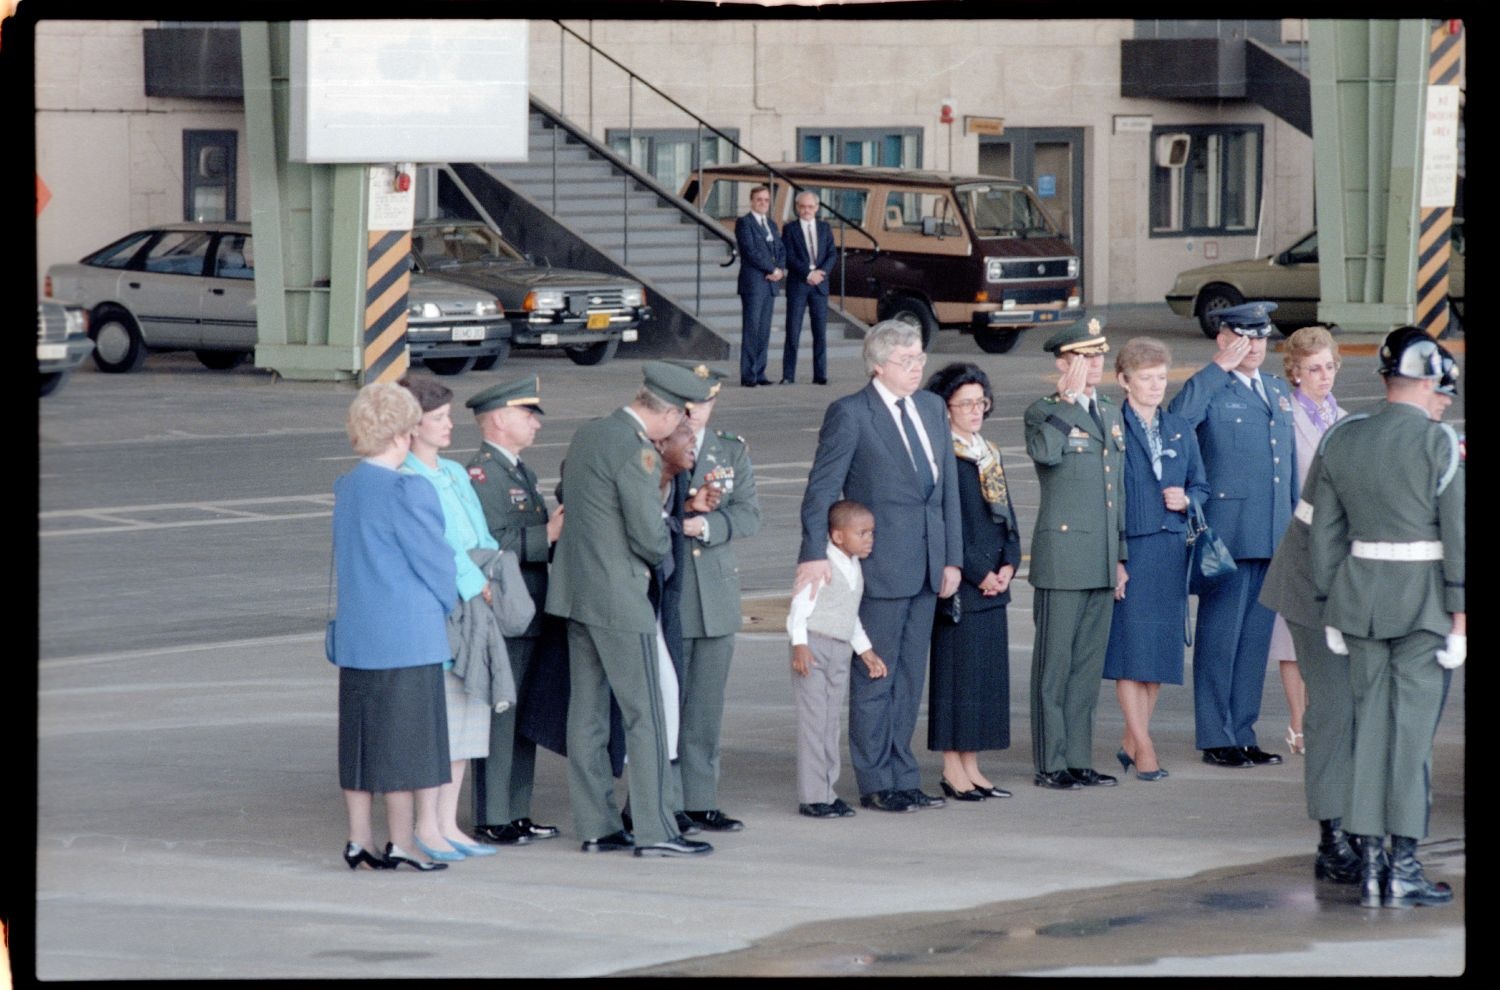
[606,127,740,213]
[183,130,237,222]
[1150,125,1262,236]
[797,127,922,170]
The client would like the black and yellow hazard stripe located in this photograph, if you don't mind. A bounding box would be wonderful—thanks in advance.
[363,229,412,384]
[1417,21,1463,338]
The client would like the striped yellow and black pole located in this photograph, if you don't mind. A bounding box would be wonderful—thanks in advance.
[363,229,413,384]
[1417,20,1463,339]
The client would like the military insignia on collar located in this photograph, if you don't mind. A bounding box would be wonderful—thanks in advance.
[467,465,488,483]
[640,448,659,474]
[1278,395,1292,412]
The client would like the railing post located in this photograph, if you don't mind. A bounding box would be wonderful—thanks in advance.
[554,24,563,215]
[838,224,846,312]
[624,77,633,266]
[695,122,703,316]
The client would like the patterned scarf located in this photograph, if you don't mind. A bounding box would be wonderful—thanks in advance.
[1293,388,1342,435]
[952,432,1015,529]
[1126,403,1165,481]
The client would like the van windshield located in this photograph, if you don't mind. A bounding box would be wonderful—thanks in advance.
[413,225,526,267]
[955,184,1058,239]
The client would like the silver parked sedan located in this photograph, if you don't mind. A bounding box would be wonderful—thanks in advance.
[44,222,510,375]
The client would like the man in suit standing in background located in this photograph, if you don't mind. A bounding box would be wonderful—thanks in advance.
[735,184,786,388]
[796,321,963,813]
[781,190,836,385]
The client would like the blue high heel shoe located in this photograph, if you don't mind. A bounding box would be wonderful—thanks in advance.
[446,837,497,858]
[1116,749,1134,774]
[1136,768,1169,782]
[414,837,466,862]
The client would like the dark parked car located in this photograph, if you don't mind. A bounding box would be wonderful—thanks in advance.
[410,219,648,366]
[43,222,509,376]
[38,301,93,397]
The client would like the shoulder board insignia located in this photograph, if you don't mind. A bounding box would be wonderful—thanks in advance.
[467,465,488,484]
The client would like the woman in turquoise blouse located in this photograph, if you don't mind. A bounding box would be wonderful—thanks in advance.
[400,376,501,862]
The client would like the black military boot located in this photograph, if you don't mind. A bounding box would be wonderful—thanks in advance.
[1357,834,1387,908]
[1314,818,1361,884]
[1384,835,1453,908]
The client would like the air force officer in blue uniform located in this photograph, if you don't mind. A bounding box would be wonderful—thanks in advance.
[1167,302,1296,769]
[735,185,787,387]
[781,190,837,385]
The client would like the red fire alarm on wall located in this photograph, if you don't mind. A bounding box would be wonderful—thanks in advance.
[940,102,955,125]
[394,169,412,193]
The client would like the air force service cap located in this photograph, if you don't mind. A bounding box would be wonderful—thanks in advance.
[466,375,545,416]
[1214,301,1277,338]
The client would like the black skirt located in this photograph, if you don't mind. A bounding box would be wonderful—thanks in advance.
[338,663,451,792]
[928,604,1012,752]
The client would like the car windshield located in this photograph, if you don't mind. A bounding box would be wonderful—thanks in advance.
[955,183,1059,239]
[412,225,525,268]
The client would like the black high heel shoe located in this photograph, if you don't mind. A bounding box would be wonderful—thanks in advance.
[1116,749,1135,774]
[343,841,391,870]
[384,842,448,872]
[939,777,987,802]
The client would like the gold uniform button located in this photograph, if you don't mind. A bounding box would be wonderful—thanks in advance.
[1104,465,1111,473]
[1270,438,1278,445]
[1107,500,1113,508]
[1106,483,1113,491]
[1060,524,1069,532]
[1274,477,1281,484]
[692,548,702,557]
[1274,457,1280,464]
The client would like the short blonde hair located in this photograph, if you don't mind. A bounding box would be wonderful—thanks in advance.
[346,382,421,457]
[1283,326,1340,384]
[1115,336,1173,378]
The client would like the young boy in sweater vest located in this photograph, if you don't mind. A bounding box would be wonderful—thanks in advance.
[787,500,887,818]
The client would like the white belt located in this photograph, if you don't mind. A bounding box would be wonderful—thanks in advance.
[1293,499,1314,525]
[1350,540,1443,561]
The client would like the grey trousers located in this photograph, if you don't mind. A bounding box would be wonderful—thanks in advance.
[852,591,937,795]
[1287,620,1354,822]
[471,636,536,826]
[1031,587,1113,773]
[677,633,736,811]
[792,633,853,805]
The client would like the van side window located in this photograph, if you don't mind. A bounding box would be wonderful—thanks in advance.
[885,192,960,237]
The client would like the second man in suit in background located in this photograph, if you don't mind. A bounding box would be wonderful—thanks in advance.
[781,190,836,385]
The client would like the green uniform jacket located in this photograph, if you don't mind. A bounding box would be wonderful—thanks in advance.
[1023,391,1128,590]
[679,430,761,639]
[1258,450,1325,628]
[466,442,549,638]
[543,409,669,634]
[1309,401,1464,638]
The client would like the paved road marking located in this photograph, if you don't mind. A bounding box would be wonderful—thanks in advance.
[40,495,336,537]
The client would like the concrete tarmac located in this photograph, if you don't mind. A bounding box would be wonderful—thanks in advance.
[31,305,1465,978]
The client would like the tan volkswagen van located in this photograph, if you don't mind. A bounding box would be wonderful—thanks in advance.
[682,163,1083,353]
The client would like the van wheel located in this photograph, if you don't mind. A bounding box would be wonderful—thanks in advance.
[886,297,938,349]
[90,306,147,373]
[974,329,1021,354]
[1195,284,1244,338]
[195,350,248,370]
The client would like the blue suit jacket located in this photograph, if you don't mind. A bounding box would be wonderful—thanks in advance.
[1167,364,1298,559]
[1119,406,1210,538]
[782,218,836,295]
[332,461,457,669]
[736,212,787,297]
[799,382,963,598]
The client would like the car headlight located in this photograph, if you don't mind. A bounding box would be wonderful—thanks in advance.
[476,300,501,317]
[1067,257,1079,278]
[523,289,566,312]
[986,259,1003,283]
[622,287,646,307]
[408,301,441,320]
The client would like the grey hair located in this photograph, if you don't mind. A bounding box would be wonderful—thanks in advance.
[633,386,678,414]
[794,189,819,206]
[862,320,923,374]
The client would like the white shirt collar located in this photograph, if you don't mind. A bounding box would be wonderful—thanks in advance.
[870,376,910,408]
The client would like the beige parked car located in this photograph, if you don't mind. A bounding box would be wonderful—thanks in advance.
[1165,225,1465,337]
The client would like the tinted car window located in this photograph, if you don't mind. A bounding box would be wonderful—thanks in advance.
[142,231,213,276]
[213,233,255,279]
[1284,231,1317,264]
[84,231,154,270]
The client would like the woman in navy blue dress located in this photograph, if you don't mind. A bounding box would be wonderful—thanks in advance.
[1103,338,1208,780]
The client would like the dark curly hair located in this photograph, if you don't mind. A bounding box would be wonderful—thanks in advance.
[924,361,993,418]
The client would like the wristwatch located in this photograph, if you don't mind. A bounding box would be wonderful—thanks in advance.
[1062,388,1078,401]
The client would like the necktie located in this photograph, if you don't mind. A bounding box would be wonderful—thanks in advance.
[1088,396,1105,435]
[757,213,767,234]
[898,398,935,498]
[805,222,817,265]
[1253,376,1270,408]
[516,459,535,490]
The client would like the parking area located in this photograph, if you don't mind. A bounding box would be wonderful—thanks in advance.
[31,305,1465,978]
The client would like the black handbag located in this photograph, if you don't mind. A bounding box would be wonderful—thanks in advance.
[1184,498,1237,643]
[936,590,962,625]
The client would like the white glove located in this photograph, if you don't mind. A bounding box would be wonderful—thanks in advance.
[1436,633,1467,669]
[1325,626,1349,656]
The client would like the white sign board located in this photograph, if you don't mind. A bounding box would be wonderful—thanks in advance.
[1420,85,1460,208]
[368,165,416,231]
[1113,115,1153,135]
[290,20,529,164]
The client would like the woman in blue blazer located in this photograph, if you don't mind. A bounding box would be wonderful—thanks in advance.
[333,383,458,871]
[1102,338,1209,781]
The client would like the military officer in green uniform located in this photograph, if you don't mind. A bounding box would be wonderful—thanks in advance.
[545,362,719,858]
[1309,327,1464,908]
[464,376,564,846]
[665,361,762,832]
[1023,318,1128,790]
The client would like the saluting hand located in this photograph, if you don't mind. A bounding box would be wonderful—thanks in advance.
[1056,355,1089,402]
[1213,334,1251,372]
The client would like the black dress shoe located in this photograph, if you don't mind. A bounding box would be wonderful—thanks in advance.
[509,817,559,840]
[902,788,946,808]
[620,811,632,832]
[634,835,714,857]
[755,378,774,386]
[1242,746,1284,766]
[799,802,840,819]
[829,798,857,817]
[813,377,829,385]
[860,789,917,812]
[686,809,744,832]
[1034,770,1082,790]
[975,784,1013,799]
[740,380,757,388]
[1067,768,1118,787]
[581,830,634,853]
[940,778,986,801]
[674,811,702,836]
[1202,747,1253,768]
[779,378,794,385]
[474,823,533,845]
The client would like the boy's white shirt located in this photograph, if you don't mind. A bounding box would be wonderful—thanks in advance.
[786,540,873,654]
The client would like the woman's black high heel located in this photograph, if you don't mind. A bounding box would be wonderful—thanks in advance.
[384,842,448,872]
[940,777,987,802]
[1116,749,1135,774]
[343,841,391,870]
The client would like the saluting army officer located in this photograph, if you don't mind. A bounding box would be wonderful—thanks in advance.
[1168,301,1296,769]
[664,361,762,833]
[545,362,719,858]
[464,376,563,846]
[1024,318,1128,790]
[1309,327,1464,909]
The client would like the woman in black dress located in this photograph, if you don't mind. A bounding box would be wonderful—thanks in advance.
[925,363,1022,800]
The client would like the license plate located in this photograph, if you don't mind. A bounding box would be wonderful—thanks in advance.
[38,344,67,360]
[586,312,611,330]
[1037,312,1055,321]
[451,325,486,341]
[540,333,560,346]
[622,329,639,342]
